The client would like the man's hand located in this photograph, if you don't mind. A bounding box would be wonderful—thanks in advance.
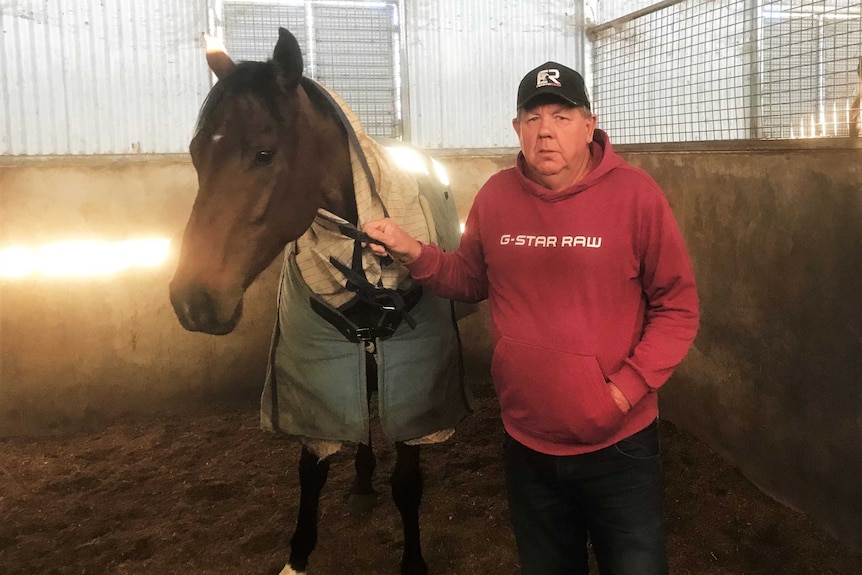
[607,381,632,413]
[362,218,423,264]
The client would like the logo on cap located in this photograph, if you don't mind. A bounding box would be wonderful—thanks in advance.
[536,69,561,88]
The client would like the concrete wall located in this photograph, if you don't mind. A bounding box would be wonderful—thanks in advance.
[2,145,861,549]
[620,143,862,550]
[0,157,281,434]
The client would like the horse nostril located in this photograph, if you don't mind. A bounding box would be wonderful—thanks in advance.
[187,290,219,330]
[169,285,219,333]
[170,285,242,335]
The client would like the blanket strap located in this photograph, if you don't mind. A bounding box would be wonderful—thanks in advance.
[328,256,418,330]
[310,283,423,343]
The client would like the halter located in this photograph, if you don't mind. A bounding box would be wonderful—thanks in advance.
[302,79,419,336]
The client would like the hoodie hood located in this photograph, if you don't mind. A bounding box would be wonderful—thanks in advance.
[515,129,624,202]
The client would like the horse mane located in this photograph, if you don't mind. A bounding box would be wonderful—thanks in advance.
[194,61,343,138]
[195,61,284,137]
[299,76,346,128]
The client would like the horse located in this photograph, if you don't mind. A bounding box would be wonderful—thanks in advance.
[169,27,471,575]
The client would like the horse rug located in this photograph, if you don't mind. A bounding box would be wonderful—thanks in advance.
[260,81,472,447]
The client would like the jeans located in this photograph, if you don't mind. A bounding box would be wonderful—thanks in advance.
[503,420,669,575]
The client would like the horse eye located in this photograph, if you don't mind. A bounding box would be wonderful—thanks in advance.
[255,150,275,165]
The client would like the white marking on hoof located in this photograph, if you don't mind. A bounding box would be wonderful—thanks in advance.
[279,564,304,575]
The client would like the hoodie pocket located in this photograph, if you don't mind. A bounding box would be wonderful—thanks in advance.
[491,336,624,445]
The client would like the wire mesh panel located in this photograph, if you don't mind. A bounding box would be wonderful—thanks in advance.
[223,3,306,63]
[760,3,861,138]
[221,1,402,138]
[589,1,862,143]
[313,6,399,137]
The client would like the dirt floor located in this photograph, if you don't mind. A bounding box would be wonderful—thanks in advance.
[1,374,861,575]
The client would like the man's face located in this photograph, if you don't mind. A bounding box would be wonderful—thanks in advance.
[512,100,597,190]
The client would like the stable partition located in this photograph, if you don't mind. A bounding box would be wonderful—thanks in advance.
[620,141,862,551]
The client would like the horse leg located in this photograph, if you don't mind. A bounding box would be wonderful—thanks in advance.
[391,441,428,575]
[353,440,377,495]
[284,446,331,574]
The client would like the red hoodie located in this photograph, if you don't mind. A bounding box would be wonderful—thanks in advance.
[407,130,699,455]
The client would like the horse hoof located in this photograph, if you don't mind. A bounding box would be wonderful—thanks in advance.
[350,476,376,496]
[279,563,305,575]
[401,557,428,575]
[347,490,379,515]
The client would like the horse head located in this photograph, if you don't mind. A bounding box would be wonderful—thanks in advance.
[170,28,353,335]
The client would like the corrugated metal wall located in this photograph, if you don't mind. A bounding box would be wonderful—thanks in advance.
[1,0,586,155]
[0,0,210,155]
[405,0,585,149]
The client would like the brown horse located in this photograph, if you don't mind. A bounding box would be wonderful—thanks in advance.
[169,28,469,575]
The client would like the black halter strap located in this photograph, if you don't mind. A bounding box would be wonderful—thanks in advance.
[302,78,416,331]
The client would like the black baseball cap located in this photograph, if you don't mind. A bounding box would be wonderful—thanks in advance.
[517,61,591,110]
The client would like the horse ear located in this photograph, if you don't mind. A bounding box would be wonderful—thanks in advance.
[204,34,235,80]
[272,27,304,87]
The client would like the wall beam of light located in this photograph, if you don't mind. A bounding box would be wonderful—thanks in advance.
[431,158,450,187]
[383,145,451,188]
[384,145,430,177]
[0,238,172,279]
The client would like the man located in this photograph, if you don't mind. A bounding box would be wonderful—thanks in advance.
[363,61,699,575]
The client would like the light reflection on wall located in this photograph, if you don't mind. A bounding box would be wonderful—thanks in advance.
[383,146,460,236]
[383,145,452,187]
[790,99,856,139]
[384,145,430,176]
[0,238,172,279]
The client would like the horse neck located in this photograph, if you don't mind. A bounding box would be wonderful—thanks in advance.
[298,81,358,225]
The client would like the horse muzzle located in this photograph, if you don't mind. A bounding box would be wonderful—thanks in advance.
[169,283,244,335]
